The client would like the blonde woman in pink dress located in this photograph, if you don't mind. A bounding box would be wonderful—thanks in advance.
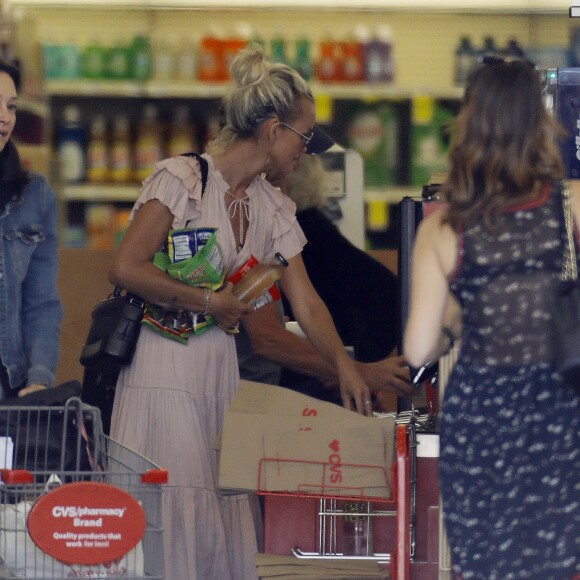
[108,46,374,580]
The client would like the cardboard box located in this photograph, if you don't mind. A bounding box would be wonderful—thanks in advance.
[218,381,395,500]
[255,553,389,579]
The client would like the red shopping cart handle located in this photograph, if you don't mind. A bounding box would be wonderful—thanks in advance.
[141,468,168,484]
[0,468,34,484]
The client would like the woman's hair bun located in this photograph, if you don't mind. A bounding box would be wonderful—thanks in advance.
[230,45,269,88]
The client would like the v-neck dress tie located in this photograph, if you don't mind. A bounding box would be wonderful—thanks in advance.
[225,191,251,247]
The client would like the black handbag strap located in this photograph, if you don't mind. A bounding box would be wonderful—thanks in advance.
[110,286,145,308]
[561,182,578,281]
[112,152,209,304]
[182,151,209,198]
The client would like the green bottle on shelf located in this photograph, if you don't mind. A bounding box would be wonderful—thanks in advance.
[60,40,81,80]
[131,35,151,81]
[294,37,313,80]
[106,40,131,80]
[81,39,106,80]
[270,34,286,65]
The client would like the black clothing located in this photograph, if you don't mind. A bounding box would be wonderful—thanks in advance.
[280,207,398,401]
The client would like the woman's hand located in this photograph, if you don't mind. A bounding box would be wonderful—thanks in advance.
[211,283,253,330]
[337,360,374,417]
[18,384,47,397]
[357,355,413,399]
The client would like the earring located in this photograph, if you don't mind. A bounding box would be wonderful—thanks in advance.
[261,155,270,179]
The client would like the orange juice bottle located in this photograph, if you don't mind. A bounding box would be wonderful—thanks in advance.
[316,35,340,83]
[341,26,367,83]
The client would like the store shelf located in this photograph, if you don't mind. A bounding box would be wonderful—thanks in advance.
[44,80,144,97]
[311,84,464,101]
[143,81,229,99]
[365,186,424,205]
[44,79,228,98]
[44,79,464,101]
[18,97,50,119]
[60,183,420,205]
[3,0,570,13]
[61,183,141,202]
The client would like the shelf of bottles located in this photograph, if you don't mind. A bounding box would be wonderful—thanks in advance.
[44,79,464,102]
[44,27,470,250]
[60,184,140,202]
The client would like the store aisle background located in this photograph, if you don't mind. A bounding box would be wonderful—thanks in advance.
[6,0,574,396]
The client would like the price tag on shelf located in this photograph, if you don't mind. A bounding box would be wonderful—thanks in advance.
[314,93,333,125]
[412,95,435,126]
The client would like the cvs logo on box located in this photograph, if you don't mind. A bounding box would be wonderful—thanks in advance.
[328,438,343,484]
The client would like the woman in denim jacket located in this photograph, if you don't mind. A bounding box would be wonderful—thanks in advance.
[0,60,62,399]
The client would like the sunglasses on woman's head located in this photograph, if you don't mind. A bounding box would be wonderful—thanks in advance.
[477,54,537,69]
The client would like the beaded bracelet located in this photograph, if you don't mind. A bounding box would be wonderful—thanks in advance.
[201,287,213,317]
[441,326,455,355]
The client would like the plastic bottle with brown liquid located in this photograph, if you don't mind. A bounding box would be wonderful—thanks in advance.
[86,114,108,183]
[233,252,288,305]
[108,114,132,183]
[134,104,162,182]
[166,105,199,158]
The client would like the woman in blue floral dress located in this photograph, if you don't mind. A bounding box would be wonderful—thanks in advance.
[404,58,579,579]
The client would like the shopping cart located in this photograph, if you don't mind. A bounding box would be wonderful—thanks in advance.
[260,410,439,580]
[0,397,167,579]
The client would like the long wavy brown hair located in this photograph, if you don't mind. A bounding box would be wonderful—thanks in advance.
[443,59,564,232]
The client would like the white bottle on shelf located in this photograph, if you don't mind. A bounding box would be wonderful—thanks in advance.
[175,35,197,81]
[56,104,86,183]
[152,37,174,80]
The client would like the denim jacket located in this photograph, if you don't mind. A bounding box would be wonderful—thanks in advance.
[0,172,62,394]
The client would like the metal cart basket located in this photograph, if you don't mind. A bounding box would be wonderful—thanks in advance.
[260,410,439,580]
[0,397,167,579]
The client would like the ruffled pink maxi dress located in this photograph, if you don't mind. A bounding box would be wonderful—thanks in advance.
[110,154,306,580]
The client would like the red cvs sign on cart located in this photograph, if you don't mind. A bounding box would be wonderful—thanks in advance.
[27,482,146,566]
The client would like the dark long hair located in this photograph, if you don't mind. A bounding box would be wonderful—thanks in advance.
[0,60,30,210]
[443,59,564,232]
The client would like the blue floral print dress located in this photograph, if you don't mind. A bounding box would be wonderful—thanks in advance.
[440,182,579,580]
